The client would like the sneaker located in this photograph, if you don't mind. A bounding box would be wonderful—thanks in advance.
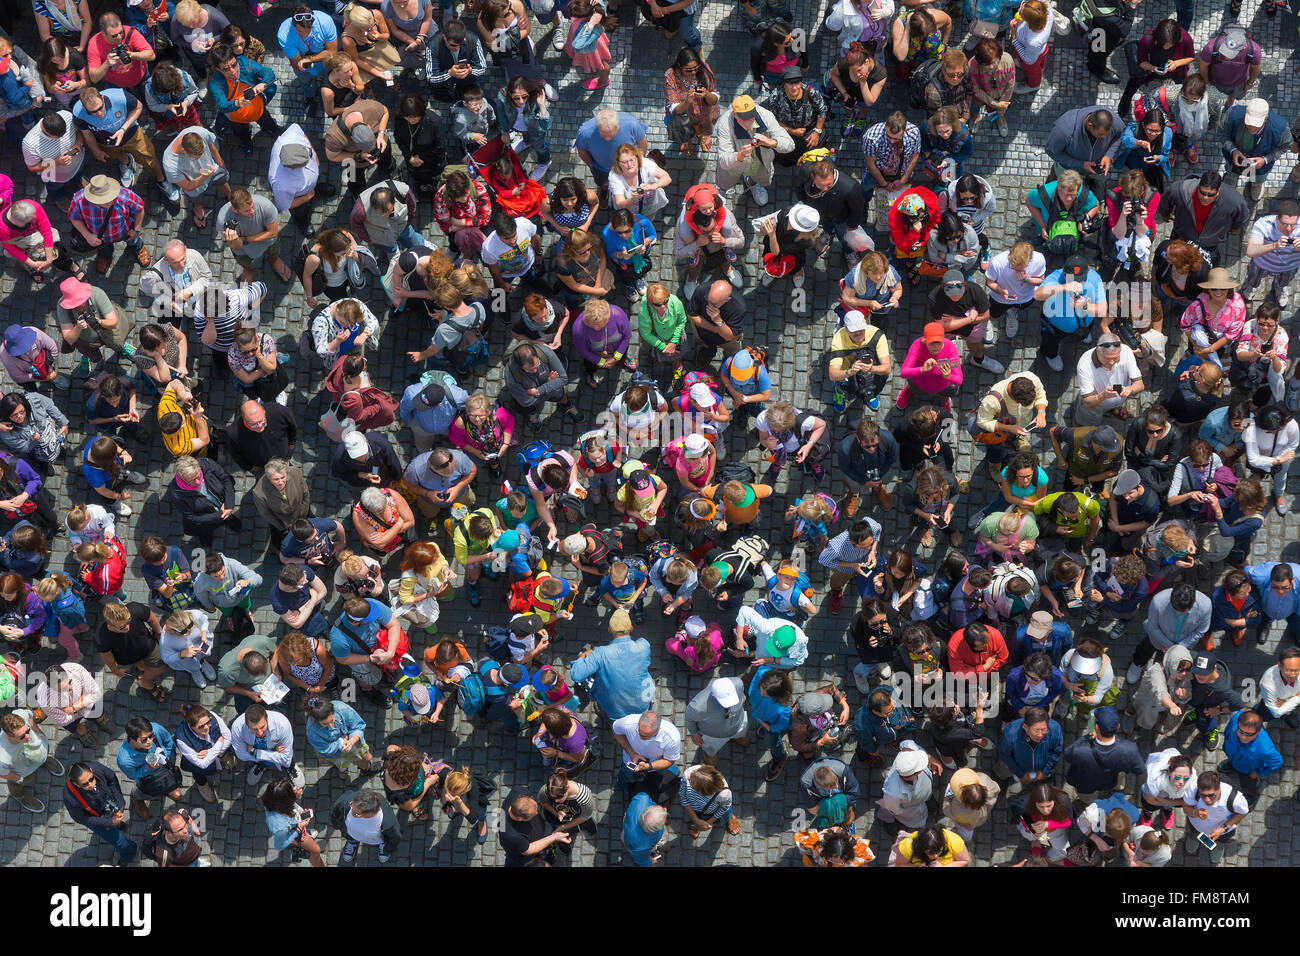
[832,385,847,414]
[725,267,744,288]
[1279,497,1290,516]
[191,673,209,690]
[161,181,181,204]
[543,82,558,101]
[761,270,776,287]
[124,470,146,484]
[16,794,44,813]
[1203,728,1221,751]
[466,582,481,607]
[1005,308,1020,338]
[1045,355,1064,372]
[764,757,787,781]
[809,462,825,482]
[747,183,769,206]
[583,588,601,607]
[197,783,217,803]
[1137,809,1154,827]
[635,277,647,295]
[866,394,880,410]
[115,501,133,517]
[274,391,288,406]
[828,589,843,614]
[983,322,997,345]
[247,763,267,786]
[683,279,698,299]
[996,116,1008,137]
[531,161,552,181]
[378,850,392,863]
[119,159,135,189]
[1158,807,1175,829]
[975,354,1005,374]
[1125,662,1142,684]
[1276,287,1290,309]
[341,839,359,863]
[44,756,65,776]
[552,12,568,49]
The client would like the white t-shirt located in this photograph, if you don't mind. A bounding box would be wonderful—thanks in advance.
[345,809,385,845]
[481,217,537,278]
[607,157,668,214]
[610,388,666,437]
[756,408,818,453]
[1248,215,1300,275]
[610,713,683,765]
[1260,664,1300,717]
[1142,747,1198,801]
[267,124,320,212]
[1011,4,1054,64]
[1186,787,1250,835]
[985,250,1047,305]
[1075,346,1142,411]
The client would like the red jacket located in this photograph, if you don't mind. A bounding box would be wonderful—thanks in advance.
[326,357,399,431]
[947,625,1009,676]
[888,186,940,256]
[81,536,127,598]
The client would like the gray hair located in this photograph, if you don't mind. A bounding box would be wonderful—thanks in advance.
[351,790,382,817]
[174,456,201,482]
[264,458,289,478]
[640,805,668,832]
[595,109,619,132]
[637,711,661,738]
[359,487,388,513]
[7,202,36,228]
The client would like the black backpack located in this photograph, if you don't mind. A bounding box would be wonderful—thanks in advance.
[717,462,758,484]
[908,58,943,111]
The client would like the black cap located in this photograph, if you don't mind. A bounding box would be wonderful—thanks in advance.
[418,383,446,407]
[1191,653,1216,677]
[779,64,803,82]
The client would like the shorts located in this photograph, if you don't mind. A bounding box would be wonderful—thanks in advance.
[102,125,159,172]
[129,644,165,672]
[348,660,383,687]
[234,238,282,268]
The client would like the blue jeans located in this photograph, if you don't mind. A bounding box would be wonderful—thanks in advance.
[676,11,702,48]
[520,129,551,167]
[91,824,138,861]
[388,224,429,258]
[768,730,787,763]
[96,233,144,267]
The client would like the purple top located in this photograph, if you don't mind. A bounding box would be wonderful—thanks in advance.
[571,305,631,365]
[0,451,42,498]
[542,717,589,754]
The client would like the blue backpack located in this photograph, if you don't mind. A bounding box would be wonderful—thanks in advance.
[456,670,487,716]
[484,625,529,662]
[517,439,555,478]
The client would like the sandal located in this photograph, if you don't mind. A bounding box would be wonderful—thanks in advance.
[727,816,742,836]
[192,206,208,229]
[139,682,168,704]
[411,804,430,821]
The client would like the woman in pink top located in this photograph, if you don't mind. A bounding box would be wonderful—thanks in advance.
[898,321,963,411]
[448,393,516,475]
[1179,268,1247,369]
[0,199,85,283]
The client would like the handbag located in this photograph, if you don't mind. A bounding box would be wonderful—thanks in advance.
[320,403,351,442]
[137,760,182,797]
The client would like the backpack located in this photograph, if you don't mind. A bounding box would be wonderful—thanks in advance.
[517,439,555,478]
[717,461,758,484]
[454,670,487,716]
[644,538,682,564]
[791,493,840,539]
[678,369,719,397]
[484,624,529,660]
[1037,183,1082,256]
[907,58,944,110]
[1208,24,1257,68]
[1132,86,1177,136]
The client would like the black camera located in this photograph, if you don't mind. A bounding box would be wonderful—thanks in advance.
[114,43,132,63]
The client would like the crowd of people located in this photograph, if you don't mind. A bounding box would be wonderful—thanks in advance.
[0,0,1298,869]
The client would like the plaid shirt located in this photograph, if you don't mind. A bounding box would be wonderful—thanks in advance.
[68,189,145,244]
[862,122,921,178]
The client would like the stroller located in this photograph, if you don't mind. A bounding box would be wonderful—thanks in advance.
[467,135,547,220]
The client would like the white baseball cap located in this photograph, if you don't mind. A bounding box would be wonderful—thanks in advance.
[843,310,869,333]
[710,677,740,709]
[688,382,716,407]
[343,431,369,459]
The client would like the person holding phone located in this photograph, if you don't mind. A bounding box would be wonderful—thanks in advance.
[1218,98,1289,203]
[1241,201,1300,309]
[1183,769,1249,865]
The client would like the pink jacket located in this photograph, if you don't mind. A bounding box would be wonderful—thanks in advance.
[0,200,55,264]
[900,338,963,394]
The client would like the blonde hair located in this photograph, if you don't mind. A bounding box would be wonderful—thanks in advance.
[34,573,75,602]
[443,767,472,798]
[646,282,670,306]
[1008,241,1033,268]
[174,0,203,25]
[101,601,132,626]
[764,402,796,433]
[66,505,91,532]
[797,497,832,523]
[582,299,611,326]
[174,456,202,483]
[465,393,491,416]
[164,610,196,634]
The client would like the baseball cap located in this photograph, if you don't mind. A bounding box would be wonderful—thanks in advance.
[731,94,756,119]
[1191,653,1217,677]
[499,661,530,690]
[1218,22,1247,57]
[1026,610,1054,639]
[922,321,946,344]
[775,565,802,579]
[1245,98,1269,126]
[779,63,804,82]
[688,382,716,407]
[765,624,797,659]
[843,310,869,333]
[711,676,740,708]
[942,269,966,294]
[279,143,312,169]
[1065,253,1089,274]
[418,382,446,407]
[1113,468,1141,496]
[683,616,707,639]
[495,529,522,552]
[1093,705,1121,733]
[1089,425,1121,453]
[799,691,833,715]
[727,348,756,381]
[683,433,710,457]
[627,469,653,493]
[510,613,545,636]
[349,122,376,152]
[343,431,369,459]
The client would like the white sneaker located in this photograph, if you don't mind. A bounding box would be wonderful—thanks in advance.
[1125,663,1143,685]
[161,181,181,204]
[1276,287,1291,309]
[274,391,288,406]
[748,183,769,206]
[976,354,1005,374]
[247,763,267,786]
[119,158,136,189]
[726,267,744,287]
[115,501,133,517]
[543,82,558,102]
[552,13,567,49]
[530,161,551,181]
[1046,355,1064,372]
[199,659,217,682]
[124,470,146,484]
[1005,308,1020,338]
[761,270,776,287]
[192,673,209,690]
[983,322,997,345]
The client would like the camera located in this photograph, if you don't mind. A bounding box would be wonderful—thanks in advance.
[114,43,132,63]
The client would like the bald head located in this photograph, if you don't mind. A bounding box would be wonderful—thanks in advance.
[164,240,188,268]
[241,401,266,431]
[706,280,732,308]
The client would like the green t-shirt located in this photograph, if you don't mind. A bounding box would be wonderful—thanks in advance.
[1033,492,1101,538]
[217,635,278,689]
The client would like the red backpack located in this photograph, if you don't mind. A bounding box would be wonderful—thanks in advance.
[1133,86,1177,136]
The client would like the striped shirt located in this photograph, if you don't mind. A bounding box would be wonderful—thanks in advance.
[816,520,883,571]
[158,388,203,458]
[21,112,84,184]
[679,769,732,822]
[191,282,266,353]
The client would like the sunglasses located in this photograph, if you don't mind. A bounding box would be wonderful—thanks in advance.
[293,12,314,21]
[1098,341,1121,350]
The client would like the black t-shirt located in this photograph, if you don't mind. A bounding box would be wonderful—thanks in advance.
[94,601,157,666]
[498,788,553,866]
[1116,485,1162,526]
[926,283,989,327]
[687,285,747,347]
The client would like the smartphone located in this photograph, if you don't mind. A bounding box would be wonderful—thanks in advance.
[1196,831,1217,851]
[1110,383,1123,393]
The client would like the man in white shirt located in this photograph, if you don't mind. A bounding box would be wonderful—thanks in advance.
[1241,201,1300,308]
[1183,769,1249,865]
[612,710,682,802]
[733,604,810,669]
[1073,333,1144,426]
[267,124,328,232]
[984,241,1046,339]
[1257,645,1300,730]
[22,111,86,206]
[230,703,299,787]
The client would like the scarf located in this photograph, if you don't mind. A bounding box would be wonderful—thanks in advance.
[462,410,501,452]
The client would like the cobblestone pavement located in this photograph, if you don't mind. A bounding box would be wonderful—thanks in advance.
[4,0,1300,868]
